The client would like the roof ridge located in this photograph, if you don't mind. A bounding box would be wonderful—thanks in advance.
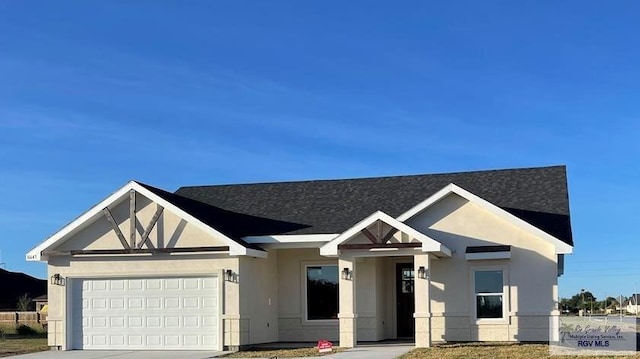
[176,165,566,190]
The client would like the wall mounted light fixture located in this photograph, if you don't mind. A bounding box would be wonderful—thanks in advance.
[225,269,234,282]
[50,273,65,286]
[417,266,428,279]
[341,267,352,280]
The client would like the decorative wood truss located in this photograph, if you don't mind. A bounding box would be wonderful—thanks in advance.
[338,220,419,250]
[46,189,230,256]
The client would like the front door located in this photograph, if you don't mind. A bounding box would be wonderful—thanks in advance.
[396,263,415,338]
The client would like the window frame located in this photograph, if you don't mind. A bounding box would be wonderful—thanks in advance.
[470,265,509,323]
[301,261,339,325]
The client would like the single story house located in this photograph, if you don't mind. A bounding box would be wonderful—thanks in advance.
[623,294,639,314]
[26,165,573,351]
[32,294,48,314]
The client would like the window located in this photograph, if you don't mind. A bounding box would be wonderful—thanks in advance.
[306,265,338,320]
[474,270,504,319]
[401,268,414,293]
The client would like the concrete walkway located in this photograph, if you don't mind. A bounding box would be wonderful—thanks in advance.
[326,344,414,358]
[291,344,415,359]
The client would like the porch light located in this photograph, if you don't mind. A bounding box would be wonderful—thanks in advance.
[50,273,65,286]
[417,266,428,279]
[341,267,352,280]
[225,269,234,282]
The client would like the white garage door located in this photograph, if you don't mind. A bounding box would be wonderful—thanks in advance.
[71,276,220,350]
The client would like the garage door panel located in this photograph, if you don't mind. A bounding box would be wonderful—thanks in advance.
[203,335,217,346]
[203,297,217,308]
[129,335,143,346]
[110,317,125,328]
[72,276,219,350]
[110,280,126,291]
[128,298,143,309]
[165,297,180,309]
[165,316,180,327]
[202,315,217,327]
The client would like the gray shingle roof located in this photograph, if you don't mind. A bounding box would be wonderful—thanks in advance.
[174,165,573,246]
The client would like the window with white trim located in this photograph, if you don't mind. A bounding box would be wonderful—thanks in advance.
[474,270,504,319]
[306,265,338,320]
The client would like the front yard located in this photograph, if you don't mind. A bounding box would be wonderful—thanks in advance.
[400,342,640,359]
[220,342,640,358]
[221,347,342,357]
[0,337,48,358]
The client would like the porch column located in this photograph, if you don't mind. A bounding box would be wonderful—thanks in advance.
[338,257,357,348]
[414,254,432,347]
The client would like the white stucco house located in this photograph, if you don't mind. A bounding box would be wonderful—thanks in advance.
[26,166,573,351]
[624,294,639,314]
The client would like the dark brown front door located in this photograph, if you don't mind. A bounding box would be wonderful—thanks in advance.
[396,263,415,338]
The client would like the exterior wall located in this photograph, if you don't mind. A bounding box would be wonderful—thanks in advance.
[355,257,386,342]
[273,250,411,343]
[407,193,559,342]
[374,258,388,340]
[277,248,339,342]
[238,254,279,346]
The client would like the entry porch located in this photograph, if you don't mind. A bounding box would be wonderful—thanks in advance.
[319,211,452,348]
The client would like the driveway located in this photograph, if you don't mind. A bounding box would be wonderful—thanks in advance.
[6,351,225,359]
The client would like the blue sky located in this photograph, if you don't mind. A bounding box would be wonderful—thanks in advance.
[0,1,638,300]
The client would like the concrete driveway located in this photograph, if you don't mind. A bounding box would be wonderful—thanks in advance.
[6,351,225,359]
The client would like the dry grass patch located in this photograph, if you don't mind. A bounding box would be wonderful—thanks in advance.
[220,346,345,358]
[400,343,640,359]
[0,337,49,357]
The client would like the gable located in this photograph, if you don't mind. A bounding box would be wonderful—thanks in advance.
[320,211,452,257]
[405,192,565,256]
[27,181,266,261]
[51,193,230,253]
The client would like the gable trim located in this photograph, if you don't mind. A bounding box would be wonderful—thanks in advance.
[319,210,451,257]
[26,181,265,262]
[396,183,573,254]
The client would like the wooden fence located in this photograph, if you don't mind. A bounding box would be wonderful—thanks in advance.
[0,311,47,326]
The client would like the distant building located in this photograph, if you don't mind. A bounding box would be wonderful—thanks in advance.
[624,294,639,314]
[32,294,48,313]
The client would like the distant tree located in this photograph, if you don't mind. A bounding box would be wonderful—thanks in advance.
[16,293,31,311]
[605,296,619,306]
[560,297,575,313]
[602,296,619,311]
[561,290,597,313]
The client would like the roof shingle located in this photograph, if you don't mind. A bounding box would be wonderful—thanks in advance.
[174,165,573,246]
